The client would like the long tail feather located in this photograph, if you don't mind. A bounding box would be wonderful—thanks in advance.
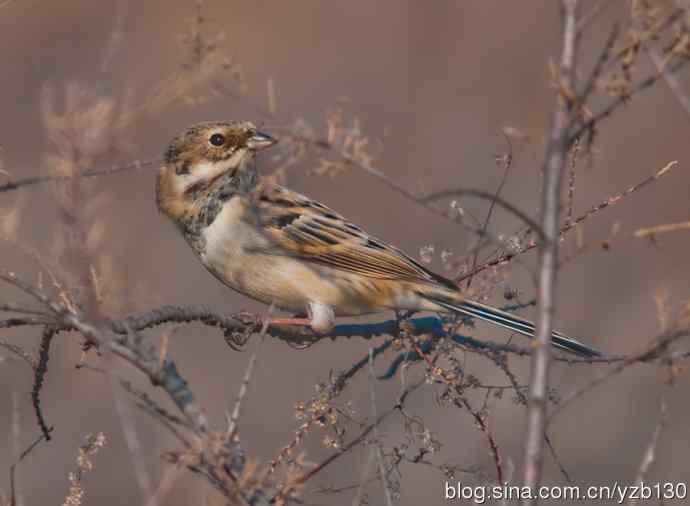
[421,294,602,357]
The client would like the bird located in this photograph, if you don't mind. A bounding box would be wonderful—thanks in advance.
[156,120,601,357]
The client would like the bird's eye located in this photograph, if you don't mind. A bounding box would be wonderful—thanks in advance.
[209,133,226,146]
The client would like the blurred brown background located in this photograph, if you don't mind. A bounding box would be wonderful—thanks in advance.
[1,1,690,505]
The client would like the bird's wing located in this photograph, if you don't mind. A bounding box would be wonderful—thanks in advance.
[253,184,457,290]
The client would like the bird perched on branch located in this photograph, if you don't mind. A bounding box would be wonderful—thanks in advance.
[156,121,601,357]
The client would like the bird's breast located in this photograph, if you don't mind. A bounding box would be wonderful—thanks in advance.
[195,203,383,314]
[200,197,261,281]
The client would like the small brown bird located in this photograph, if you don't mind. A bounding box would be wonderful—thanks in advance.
[156,121,601,357]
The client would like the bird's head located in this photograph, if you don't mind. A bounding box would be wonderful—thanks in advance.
[156,120,276,219]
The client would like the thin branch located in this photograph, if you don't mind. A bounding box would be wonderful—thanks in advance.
[0,294,661,366]
[456,159,679,283]
[367,347,394,506]
[9,432,48,506]
[635,220,690,238]
[106,356,155,503]
[31,327,57,441]
[455,395,504,484]
[565,137,579,228]
[571,56,690,141]
[226,316,269,442]
[576,0,613,34]
[119,378,192,447]
[466,134,513,290]
[120,305,613,362]
[0,271,209,436]
[0,303,50,316]
[280,131,543,237]
[419,188,545,239]
[294,378,425,486]
[476,348,573,482]
[523,1,580,499]
[10,391,23,506]
[549,326,690,423]
[0,158,159,194]
[0,340,36,369]
[0,316,51,329]
[576,22,620,110]
[627,397,668,506]
[646,43,690,119]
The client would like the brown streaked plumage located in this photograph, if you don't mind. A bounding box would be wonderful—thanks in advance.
[156,121,602,357]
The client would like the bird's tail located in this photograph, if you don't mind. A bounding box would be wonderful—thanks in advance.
[419,293,602,357]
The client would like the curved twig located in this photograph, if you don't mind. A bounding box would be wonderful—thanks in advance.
[0,159,159,194]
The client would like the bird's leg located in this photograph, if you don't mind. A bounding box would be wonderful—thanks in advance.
[263,313,316,350]
[264,316,312,328]
[264,302,335,334]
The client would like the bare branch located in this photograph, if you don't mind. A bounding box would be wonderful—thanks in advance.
[294,378,426,487]
[9,431,48,506]
[635,220,690,238]
[549,325,690,422]
[571,57,690,141]
[523,0,580,499]
[576,0,613,34]
[420,188,545,239]
[466,135,513,290]
[0,340,36,369]
[0,159,159,194]
[367,347,394,506]
[457,159,679,283]
[31,327,57,441]
[627,398,668,506]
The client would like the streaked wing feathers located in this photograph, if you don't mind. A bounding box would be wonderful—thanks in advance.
[255,184,456,290]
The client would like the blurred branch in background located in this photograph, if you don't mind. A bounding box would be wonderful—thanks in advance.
[0,159,159,194]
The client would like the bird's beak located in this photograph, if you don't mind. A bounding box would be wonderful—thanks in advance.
[247,130,277,151]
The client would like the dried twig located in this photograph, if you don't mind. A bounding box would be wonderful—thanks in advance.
[523,1,580,498]
[576,0,613,34]
[0,159,159,194]
[226,316,269,441]
[455,395,504,484]
[0,270,209,436]
[465,133,513,290]
[118,378,191,447]
[549,326,690,422]
[31,327,57,441]
[106,356,155,503]
[0,340,36,370]
[572,56,690,141]
[457,159,679,283]
[281,131,544,237]
[646,43,690,120]
[367,347,394,506]
[61,433,107,506]
[564,137,579,228]
[635,220,690,238]
[576,23,620,111]
[294,378,425,486]
[627,397,668,506]
[9,431,48,506]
